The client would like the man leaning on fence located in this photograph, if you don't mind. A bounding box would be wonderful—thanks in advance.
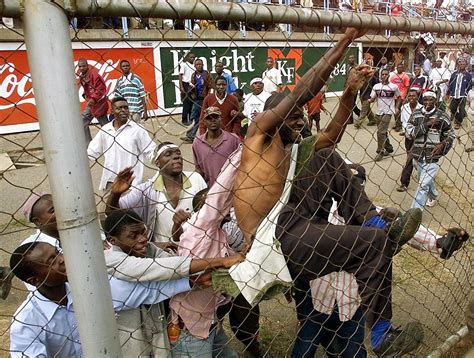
[77,58,109,143]
[114,59,148,122]
[230,27,426,358]
[8,242,193,357]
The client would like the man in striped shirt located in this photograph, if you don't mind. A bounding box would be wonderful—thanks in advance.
[114,59,148,122]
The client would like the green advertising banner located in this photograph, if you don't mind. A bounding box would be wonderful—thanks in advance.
[156,41,361,114]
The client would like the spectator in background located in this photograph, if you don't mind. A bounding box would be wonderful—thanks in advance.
[231,89,248,137]
[396,89,422,192]
[429,59,451,104]
[193,107,241,187]
[438,51,450,69]
[179,52,196,125]
[77,58,109,143]
[114,60,148,122]
[410,64,429,93]
[466,88,474,153]
[306,90,327,132]
[198,76,240,136]
[243,77,272,126]
[447,58,472,129]
[407,91,455,209]
[87,97,156,191]
[262,57,282,93]
[378,56,389,71]
[369,68,400,161]
[354,75,378,129]
[214,61,237,94]
[182,59,215,143]
[423,53,432,76]
[346,54,360,122]
[390,63,411,132]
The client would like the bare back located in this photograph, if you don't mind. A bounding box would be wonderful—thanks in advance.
[234,132,291,243]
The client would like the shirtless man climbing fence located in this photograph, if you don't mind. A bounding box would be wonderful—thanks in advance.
[232,27,426,356]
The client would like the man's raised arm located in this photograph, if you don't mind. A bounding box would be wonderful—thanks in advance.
[316,65,374,150]
[247,27,366,138]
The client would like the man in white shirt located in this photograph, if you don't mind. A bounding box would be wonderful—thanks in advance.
[179,52,196,125]
[429,59,451,100]
[242,77,272,125]
[262,57,282,93]
[87,97,156,191]
[106,142,207,243]
[368,68,401,161]
[9,241,192,357]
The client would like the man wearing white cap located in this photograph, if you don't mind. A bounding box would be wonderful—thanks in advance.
[242,77,272,126]
[106,142,207,243]
[406,90,455,209]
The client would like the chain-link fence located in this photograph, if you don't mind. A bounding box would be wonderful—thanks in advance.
[1,1,473,357]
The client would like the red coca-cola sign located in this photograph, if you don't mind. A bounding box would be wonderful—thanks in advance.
[0,45,158,134]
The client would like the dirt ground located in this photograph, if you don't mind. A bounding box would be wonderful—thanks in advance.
[0,97,473,356]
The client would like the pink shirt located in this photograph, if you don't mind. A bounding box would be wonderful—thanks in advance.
[192,131,241,187]
[169,147,242,339]
[390,71,411,99]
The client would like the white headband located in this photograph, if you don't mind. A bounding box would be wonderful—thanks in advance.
[250,77,263,86]
[423,91,436,98]
[154,144,179,161]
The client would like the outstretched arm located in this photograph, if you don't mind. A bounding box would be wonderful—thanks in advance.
[316,65,375,150]
[248,27,366,138]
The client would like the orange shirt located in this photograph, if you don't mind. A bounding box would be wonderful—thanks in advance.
[307,92,325,116]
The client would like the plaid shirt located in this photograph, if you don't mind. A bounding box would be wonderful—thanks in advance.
[310,202,440,321]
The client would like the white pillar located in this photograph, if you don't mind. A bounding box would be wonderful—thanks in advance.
[22,1,122,356]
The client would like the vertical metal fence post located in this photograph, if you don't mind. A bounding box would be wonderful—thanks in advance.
[22,1,122,356]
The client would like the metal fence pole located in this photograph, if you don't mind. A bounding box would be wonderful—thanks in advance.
[22,1,122,356]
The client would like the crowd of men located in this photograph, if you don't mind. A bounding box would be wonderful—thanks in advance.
[3,28,473,358]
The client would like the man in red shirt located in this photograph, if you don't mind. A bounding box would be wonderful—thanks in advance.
[77,58,109,143]
[198,76,240,136]
[389,63,410,132]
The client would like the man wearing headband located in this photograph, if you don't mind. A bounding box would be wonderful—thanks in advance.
[106,142,207,243]
[406,90,455,209]
[242,76,271,125]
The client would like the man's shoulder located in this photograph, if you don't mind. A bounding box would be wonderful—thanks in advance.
[222,130,240,142]
[435,109,450,121]
[203,93,215,102]
[130,72,143,82]
[183,171,206,188]
[260,91,272,100]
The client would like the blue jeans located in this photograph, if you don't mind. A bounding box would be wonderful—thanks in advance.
[292,284,366,358]
[171,325,238,358]
[411,159,440,209]
[186,98,203,140]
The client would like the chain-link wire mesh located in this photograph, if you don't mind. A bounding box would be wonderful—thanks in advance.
[1,1,473,357]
